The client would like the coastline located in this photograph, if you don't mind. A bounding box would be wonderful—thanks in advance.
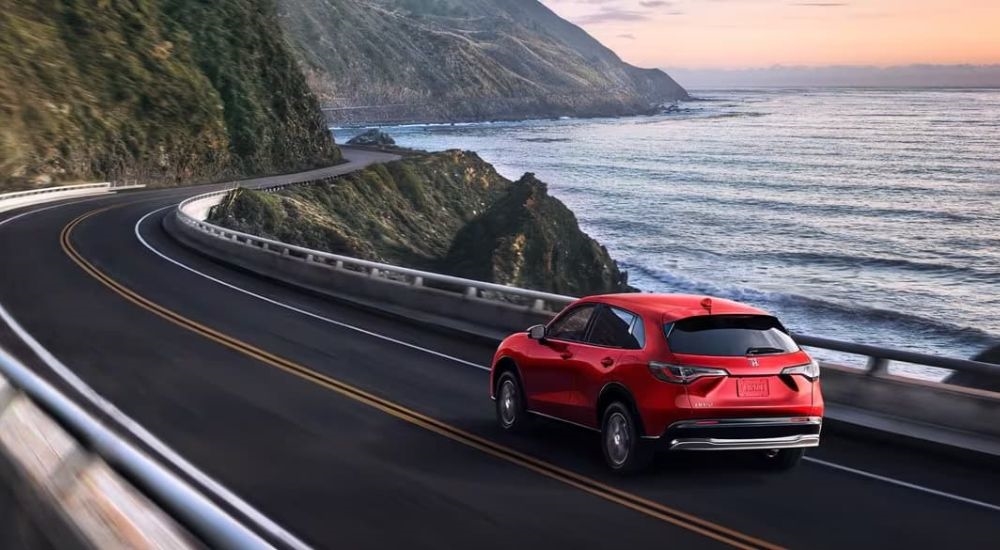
[347,88,1000,365]
[325,103,683,130]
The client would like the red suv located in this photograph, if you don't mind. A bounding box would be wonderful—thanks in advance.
[490,294,823,473]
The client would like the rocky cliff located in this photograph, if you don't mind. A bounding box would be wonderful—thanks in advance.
[0,0,340,191]
[277,0,689,124]
[446,173,630,296]
[207,150,631,295]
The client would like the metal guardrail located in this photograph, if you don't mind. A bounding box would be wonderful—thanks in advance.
[178,187,1000,385]
[178,189,574,313]
[794,333,1000,379]
[0,346,274,549]
[0,183,111,202]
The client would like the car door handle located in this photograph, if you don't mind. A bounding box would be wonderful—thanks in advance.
[560,352,573,360]
[601,357,614,367]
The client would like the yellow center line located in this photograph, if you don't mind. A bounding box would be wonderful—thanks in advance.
[61,205,785,550]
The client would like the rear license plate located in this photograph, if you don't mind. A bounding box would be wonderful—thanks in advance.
[737,378,769,397]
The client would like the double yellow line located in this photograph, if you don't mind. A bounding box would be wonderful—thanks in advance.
[61,206,784,550]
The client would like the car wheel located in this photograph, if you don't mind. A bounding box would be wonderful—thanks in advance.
[495,372,530,432]
[759,448,805,471]
[601,402,653,474]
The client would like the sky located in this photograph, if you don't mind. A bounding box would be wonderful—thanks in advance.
[540,0,1000,70]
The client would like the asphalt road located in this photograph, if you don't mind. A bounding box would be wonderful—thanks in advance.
[0,149,997,549]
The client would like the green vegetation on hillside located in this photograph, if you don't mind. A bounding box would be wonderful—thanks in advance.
[0,0,339,191]
[208,150,631,295]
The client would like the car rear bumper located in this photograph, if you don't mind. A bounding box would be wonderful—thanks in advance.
[654,416,823,451]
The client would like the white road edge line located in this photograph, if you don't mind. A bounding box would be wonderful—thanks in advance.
[803,456,1000,513]
[137,204,1000,515]
[136,206,487,371]
[0,199,312,550]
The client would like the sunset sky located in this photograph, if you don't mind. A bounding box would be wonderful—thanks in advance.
[541,0,1000,69]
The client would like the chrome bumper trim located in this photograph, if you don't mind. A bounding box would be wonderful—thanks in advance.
[668,434,821,451]
[668,416,823,430]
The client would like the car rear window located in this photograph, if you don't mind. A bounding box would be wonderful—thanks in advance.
[665,315,799,356]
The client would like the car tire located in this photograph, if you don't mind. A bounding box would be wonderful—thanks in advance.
[759,448,805,471]
[600,402,653,474]
[495,371,530,432]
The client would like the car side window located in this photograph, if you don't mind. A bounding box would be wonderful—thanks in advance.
[547,305,596,342]
[588,307,645,349]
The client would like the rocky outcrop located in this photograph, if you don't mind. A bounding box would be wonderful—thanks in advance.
[445,174,631,296]
[277,0,689,125]
[0,0,340,191]
[347,129,396,146]
[208,151,631,295]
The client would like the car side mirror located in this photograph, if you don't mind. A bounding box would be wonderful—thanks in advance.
[527,324,547,341]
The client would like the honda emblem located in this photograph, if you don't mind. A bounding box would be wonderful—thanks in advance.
[748,358,760,367]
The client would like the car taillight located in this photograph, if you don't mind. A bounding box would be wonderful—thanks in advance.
[781,359,821,380]
[648,362,729,384]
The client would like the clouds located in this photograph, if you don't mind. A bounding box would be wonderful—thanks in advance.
[546,0,857,27]
[539,0,1000,70]
[572,8,652,25]
[546,0,679,25]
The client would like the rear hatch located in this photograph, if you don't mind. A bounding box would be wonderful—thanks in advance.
[665,314,816,416]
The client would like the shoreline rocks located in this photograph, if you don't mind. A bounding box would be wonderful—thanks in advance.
[347,129,396,147]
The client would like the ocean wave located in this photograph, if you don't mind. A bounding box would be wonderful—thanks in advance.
[621,262,999,346]
[750,251,1000,282]
[518,137,572,143]
[660,193,979,223]
[700,112,769,120]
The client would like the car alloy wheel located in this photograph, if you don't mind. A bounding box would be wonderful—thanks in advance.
[601,402,653,473]
[605,411,631,467]
[495,371,529,432]
[499,379,519,428]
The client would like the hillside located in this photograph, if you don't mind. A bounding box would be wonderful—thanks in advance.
[277,0,689,124]
[207,150,632,295]
[0,0,340,191]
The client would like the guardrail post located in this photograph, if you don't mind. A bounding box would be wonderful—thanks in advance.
[335,260,344,270]
[281,248,289,256]
[370,268,380,278]
[413,276,423,287]
[306,254,314,263]
[465,286,478,298]
[532,299,546,311]
[866,356,890,377]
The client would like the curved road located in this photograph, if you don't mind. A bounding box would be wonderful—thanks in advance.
[0,149,998,549]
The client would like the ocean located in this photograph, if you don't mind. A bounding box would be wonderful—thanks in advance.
[333,88,1000,379]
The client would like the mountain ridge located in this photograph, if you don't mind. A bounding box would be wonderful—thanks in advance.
[277,0,688,124]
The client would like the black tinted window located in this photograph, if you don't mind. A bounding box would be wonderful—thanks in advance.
[666,315,798,356]
[588,307,644,349]
[624,309,646,349]
[548,305,596,342]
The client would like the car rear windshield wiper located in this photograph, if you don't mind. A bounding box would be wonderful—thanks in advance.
[746,346,787,356]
